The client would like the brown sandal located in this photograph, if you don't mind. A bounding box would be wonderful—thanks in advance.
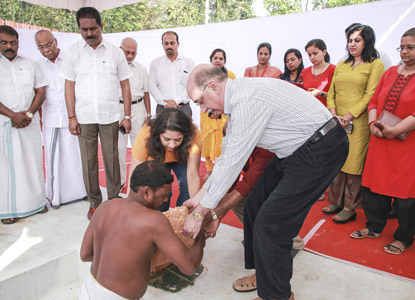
[384,241,409,255]
[233,273,257,292]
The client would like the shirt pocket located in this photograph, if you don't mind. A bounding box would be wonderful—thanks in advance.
[179,69,190,86]
[20,70,34,87]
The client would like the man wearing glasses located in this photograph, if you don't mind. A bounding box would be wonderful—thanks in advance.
[35,30,86,209]
[184,64,349,300]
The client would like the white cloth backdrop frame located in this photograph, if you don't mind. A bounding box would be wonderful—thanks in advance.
[15,0,415,127]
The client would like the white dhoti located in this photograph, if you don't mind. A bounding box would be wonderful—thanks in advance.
[43,126,86,208]
[79,273,132,300]
[118,101,146,185]
[0,121,46,218]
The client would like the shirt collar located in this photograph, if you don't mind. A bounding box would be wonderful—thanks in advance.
[0,52,23,63]
[42,49,64,63]
[163,53,183,62]
[81,38,106,50]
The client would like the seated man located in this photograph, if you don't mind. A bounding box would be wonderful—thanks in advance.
[79,161,205,300]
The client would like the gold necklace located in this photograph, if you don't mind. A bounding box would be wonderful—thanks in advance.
[400,65,415,77]
[312,62,327,78]
[352,60,363,70]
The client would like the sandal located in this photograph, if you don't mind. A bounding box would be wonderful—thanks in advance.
[233,273,256,292]
[1,218,17,225]
[322,204,342,215]
[350,227,380,239]
[333,209,356,224]
[37,206,48,214]
[384,240,409,255]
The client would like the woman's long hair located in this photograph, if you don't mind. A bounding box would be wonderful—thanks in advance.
[146,108,195,164]
[281,48,304,82]
[210,48,228,75]
[345,25,379,64]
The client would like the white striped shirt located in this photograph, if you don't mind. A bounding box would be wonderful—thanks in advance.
[201,78,333,209]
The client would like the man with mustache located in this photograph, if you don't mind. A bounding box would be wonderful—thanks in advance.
[60,7,133,220]
[149,31,195,117]
[0,25,49,224]
[35,30,86,209]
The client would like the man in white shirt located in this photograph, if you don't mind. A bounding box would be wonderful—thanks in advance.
[35,30,86,208]
[149,31,194,116]
[60,7,132,220]
[118,37,151,189]
[0,25,48,224]
[184,65,350,300]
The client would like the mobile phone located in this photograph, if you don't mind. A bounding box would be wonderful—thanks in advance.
[345,121,353,134]
[119,125,126,135]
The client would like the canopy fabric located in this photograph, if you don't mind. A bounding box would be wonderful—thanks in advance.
[22,0,143,11]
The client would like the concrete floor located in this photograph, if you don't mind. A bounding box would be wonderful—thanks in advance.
[1,195,414,300]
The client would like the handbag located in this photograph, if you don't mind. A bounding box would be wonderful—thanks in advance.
[374,110,410,141]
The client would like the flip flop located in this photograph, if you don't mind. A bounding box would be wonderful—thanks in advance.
[1,218,17,225]
[384,241,409,255]
[350,227,380,239]
[333,209,356,224]
[322,204,342,215]
[232,273,257,292]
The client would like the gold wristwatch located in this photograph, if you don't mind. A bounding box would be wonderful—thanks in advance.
[192,211,204,220]
[25,111,33,119]
[211,209,218,221]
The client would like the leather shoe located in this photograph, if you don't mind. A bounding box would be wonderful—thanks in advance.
[87,207,96,220]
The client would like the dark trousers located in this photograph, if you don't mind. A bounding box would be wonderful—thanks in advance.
[244,121,348,300]
[78,122,120,208]
[156,103,192,117]
[362,187,415,246]
[159,161,189,212]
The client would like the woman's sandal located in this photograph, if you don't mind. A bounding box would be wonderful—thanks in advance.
[232,273,257,292]
[333,209,356,224]
[350,227,380,239]
[322,204,342,215]
[384,240,409,255]
[1,218,17,225]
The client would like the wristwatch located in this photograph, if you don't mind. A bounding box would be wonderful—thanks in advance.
[25,111,33,119]
[124,115,132,120]
[192,211,204,220]
[320,92,325,97]
[146,113,151,117]
[211,209,218,221]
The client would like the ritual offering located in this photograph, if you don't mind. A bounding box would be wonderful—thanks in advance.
[150,206,195,273]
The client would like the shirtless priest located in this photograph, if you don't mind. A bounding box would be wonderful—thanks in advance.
[79,161,205,300]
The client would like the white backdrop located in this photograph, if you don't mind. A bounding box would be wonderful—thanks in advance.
[15,0,415,127]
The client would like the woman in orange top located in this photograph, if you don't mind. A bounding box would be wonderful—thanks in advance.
[200,49,234,181]
[244,42,282,78]
[129,108,202,211]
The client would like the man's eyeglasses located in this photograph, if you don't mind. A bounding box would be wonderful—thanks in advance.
[194,84,208,106]
[37,40,55,50]
[396,45,415,52]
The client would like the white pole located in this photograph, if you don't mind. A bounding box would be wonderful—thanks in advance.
[205,0,209,24]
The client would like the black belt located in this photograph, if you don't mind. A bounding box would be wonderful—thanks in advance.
[308,117,338,144]
[119,97,143,105]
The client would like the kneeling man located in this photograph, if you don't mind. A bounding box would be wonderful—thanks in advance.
[79,161,205,300]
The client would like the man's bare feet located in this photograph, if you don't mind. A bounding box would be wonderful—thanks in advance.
[233,272,256,292]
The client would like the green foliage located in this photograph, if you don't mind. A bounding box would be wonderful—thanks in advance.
[0,0,379,32]
[312,0,379,9]
[263,0,302,15]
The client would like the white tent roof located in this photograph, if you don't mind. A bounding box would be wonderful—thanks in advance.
[22,0,143,11]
